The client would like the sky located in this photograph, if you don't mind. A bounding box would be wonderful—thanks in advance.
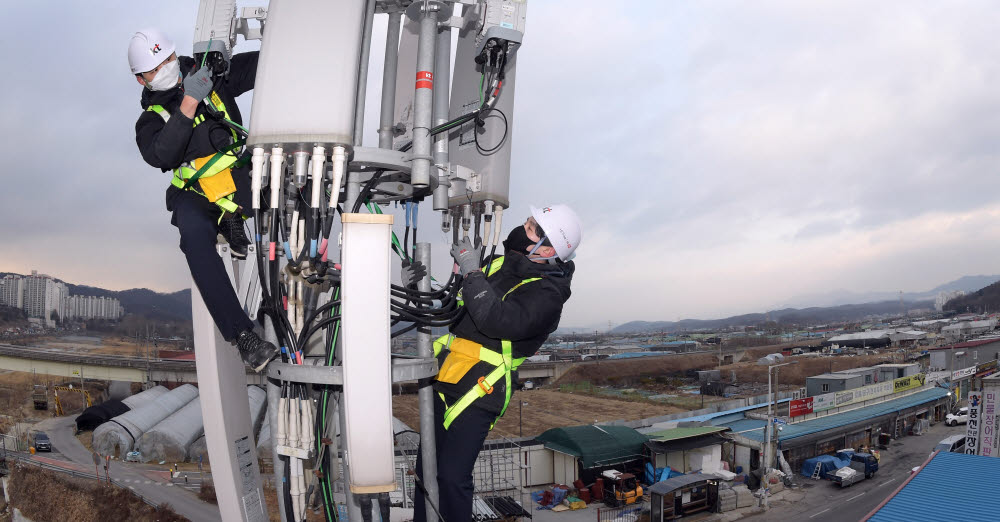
[3,1,1000,329]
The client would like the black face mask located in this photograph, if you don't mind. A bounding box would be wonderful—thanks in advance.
[503,225,535,254]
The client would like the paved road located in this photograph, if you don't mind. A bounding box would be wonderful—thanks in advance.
[746,420,964,521]
[40,416,221,522]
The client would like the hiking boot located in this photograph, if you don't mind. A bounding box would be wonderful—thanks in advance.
[219,214,251,259]
[235,329,280,372]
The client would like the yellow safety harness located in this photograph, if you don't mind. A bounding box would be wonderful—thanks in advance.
[433,256,542,430]
[145,91,242,217]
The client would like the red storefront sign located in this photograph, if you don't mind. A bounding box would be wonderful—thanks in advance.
[790,397,814,418]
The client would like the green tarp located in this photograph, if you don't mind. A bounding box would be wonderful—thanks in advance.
[536,425,650,468]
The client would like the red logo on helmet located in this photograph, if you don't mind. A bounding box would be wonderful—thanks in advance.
[151,44,162,54]
[542,207,552,213]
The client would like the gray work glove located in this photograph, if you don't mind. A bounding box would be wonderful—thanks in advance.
[400,260,427,287]
[183,66,214,102]
[450,238,482,277]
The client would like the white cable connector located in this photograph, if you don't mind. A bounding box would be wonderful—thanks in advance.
[295,458,307,521]
[269,147,284,211]
[310,146,325,209]
[250,148,265,210]
[329,145,348,209]
[301,398,314,451]
[289,397,301,450]
[289,457,302,522]
[493,205,504,248]
[276,397,288,447]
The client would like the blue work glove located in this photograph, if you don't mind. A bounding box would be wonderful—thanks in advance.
[400,260,427,287]
[450,238,482,277]
[183,66,214,102]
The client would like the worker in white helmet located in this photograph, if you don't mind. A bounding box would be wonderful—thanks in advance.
[414,204,582,521]
[128,28,277,370]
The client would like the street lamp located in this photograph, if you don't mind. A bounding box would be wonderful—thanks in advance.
[756,358,798,509]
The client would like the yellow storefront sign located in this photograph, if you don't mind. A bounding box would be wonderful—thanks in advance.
[893,373,926,393]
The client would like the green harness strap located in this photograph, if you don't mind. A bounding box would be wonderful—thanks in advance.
[433,258,543,430]
[146,95,245,216]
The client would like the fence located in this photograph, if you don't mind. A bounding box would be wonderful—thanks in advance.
[597,503,644,522]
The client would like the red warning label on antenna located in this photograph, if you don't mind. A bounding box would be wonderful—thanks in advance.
[416,71,433,90]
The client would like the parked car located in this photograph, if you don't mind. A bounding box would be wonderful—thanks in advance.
[33,432,51,452]
[946,407,969,426]
[933,434,966,455]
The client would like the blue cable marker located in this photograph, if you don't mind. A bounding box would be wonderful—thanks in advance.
[310,239,318,258]
[283,241,293,261]
[404,201,411,227]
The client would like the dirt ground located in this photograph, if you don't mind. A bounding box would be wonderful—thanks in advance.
[719,352,901,386]
[32,335,153,357]
[4,463,186,522]
[392,389,686,439]
[555,341,820,387]
[261,481,327,522]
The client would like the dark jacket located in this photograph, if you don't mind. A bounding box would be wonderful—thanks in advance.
[434,252,574,415]
[134,53,258,212]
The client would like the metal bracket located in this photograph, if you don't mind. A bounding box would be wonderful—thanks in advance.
[405,0,452,23]
[266,357,438,384]
[235,7,267,41]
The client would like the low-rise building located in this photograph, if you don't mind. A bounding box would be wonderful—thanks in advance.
[875,363,920,381]
[806,373,864,396]
[928,338,1000,373]
[941,319,997,340]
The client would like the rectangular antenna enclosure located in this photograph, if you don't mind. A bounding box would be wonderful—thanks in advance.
[447,1,527,209]
[193,0,238,57]
[247,0,365,148]
[340,213,397,493]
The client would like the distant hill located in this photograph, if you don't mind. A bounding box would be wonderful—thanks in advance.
[68,286,192,321]
[781,275,1000,308]
[613,299,934,334]
[0,272,191,321]
[944,279,1000,314]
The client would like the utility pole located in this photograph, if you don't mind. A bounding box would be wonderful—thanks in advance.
[758,359,797,510]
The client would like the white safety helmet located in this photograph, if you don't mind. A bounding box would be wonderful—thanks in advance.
[530,204,582,261]
[128,28,176,74]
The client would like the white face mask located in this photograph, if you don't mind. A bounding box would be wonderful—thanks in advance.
[146,59,180,91]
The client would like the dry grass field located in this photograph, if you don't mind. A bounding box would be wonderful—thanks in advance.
[392,388,686,439]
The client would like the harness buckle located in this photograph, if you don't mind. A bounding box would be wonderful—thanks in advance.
[477,376,494,395]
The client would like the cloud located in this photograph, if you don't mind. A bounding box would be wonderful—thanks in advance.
[4,1,1000,329]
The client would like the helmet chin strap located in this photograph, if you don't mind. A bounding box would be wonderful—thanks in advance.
[527,236,558,264]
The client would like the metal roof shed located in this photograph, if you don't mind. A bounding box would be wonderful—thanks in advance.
[644,426,730,454]
[536,425,649,469]
[865,451,1000,521]
[737,388,949,444]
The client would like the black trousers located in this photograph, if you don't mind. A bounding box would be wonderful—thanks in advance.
[413,393,496,522]
[169,175,253,342]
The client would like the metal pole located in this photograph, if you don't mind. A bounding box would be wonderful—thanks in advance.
[379,10,403,150]
[410,4,440,188]
[354,0,376,147]
[415,242,440,521]
[762,367,772,509]
[431,23,452,210]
